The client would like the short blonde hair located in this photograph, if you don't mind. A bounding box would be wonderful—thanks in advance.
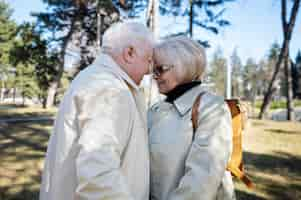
[154,36,206,83]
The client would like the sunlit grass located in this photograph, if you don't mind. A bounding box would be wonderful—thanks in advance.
[235,119,301,200]
[0,120,52,200]
[0,104,57,119]
[0,106,301,199]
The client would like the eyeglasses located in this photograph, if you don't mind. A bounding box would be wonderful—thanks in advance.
[153,65,174,77]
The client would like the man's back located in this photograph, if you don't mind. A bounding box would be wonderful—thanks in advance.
[40,54,150,200]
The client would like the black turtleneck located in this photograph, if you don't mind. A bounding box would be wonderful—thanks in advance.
[165,81,201,103]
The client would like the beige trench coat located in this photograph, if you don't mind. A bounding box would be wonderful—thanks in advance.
[40,53,149,200]
[148,84,235,200]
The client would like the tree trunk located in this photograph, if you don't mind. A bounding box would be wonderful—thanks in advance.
[284,52,294,120]
[40,94,47,109]
[189,1,194,38]
[259,0,300,119]
[13,86,16,104]
[96,0,105,51]
[45,18,77,108]
[259,42,287,119]
[46,81,58,108]
[0,80,4,102]
[146,0,159,37]
[96,12,103,50]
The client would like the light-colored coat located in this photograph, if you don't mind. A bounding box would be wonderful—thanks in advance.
[40,53,149,200]
[148,84,235,200]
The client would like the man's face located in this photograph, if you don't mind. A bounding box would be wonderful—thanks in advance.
[137,43,154,75]
[130,42,154,84]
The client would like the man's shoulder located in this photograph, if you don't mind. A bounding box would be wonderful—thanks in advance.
[70,65,128,95]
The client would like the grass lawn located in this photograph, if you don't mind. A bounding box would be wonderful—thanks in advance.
[0,106,301,200]
[0,120,52,200]
[0,104,57,119]
[235,119,301,200]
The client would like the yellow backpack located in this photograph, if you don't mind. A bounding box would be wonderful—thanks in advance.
[191,94,253,188]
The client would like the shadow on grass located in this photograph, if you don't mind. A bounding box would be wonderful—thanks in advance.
[0,112,54,120]
[241,151,301,200]
[244,151,301,179]
[0,121,52,154]
[251,121,266,126]
[0,188,40,200]
[0,174,41,200]
[235,190,266,200]
[0,104,29,109]
[265,128,301,135]
[0,120,52,199]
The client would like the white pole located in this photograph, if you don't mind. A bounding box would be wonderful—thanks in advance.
[145,0,160,107]
[226,63,232,99]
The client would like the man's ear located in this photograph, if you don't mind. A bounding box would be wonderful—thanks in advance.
[123,46,135,64]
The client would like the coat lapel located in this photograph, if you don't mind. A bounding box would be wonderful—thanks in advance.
[173,84,207,116]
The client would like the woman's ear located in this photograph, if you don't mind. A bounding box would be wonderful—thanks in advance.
[123,46,135,64]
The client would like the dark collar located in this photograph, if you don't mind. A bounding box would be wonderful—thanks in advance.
[165,81,202,103]
[173,83,207,116]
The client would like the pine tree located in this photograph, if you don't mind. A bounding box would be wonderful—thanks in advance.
[160,0,234,46]
[0,0,17,102]
[208,47,227,96]
[292,50,301,98]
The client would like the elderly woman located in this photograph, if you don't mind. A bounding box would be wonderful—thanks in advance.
[148,36,235,200]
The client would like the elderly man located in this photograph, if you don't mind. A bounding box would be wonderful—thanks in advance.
[39,22,154,200]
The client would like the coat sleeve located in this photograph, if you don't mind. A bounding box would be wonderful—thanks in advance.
[168,97,233,200]
[74,86,134,200]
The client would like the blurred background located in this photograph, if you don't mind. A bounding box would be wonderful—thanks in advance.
[0,0,301,199]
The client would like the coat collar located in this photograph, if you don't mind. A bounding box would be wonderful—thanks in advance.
[173,84,207,116]
[94,52,140,91]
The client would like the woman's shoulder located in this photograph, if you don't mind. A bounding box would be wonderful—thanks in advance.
[196,91,231,118]
[201,91,225,106]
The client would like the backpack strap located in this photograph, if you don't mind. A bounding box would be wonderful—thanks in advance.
[226,99,253,188]
[226,165,253,188]
[192,96,254,189]
[191,92,205,140]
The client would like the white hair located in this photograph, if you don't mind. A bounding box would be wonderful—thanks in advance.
[154,36,207,82]
[102,21,154,53]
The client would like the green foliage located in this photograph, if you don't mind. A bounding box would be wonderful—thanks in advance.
[0,1,16,64]
[292,50,301,98]
[10,23,59,103]
[294,99,301,107]
[0,0,17,100]
[33,0,122,77]
[159,0,234,45]
[208,47,227,96]
[230,48,243,97]
[242,58,259,101]
[255,99,301,110]
[14,64,39,99]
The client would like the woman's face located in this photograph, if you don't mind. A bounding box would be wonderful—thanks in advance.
[153,59,181,94]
